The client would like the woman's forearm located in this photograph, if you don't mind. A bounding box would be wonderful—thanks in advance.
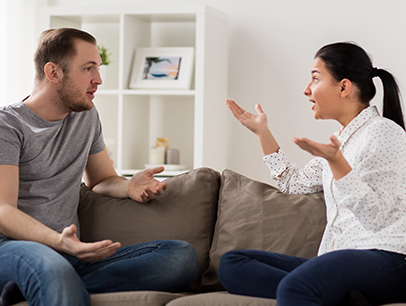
[256,127,280,156]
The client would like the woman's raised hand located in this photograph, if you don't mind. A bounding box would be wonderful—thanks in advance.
[226,99,280,156]
[225,100,269,136]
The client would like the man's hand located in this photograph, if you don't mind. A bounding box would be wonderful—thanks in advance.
[127,166,168,202]
[59,225,121,262]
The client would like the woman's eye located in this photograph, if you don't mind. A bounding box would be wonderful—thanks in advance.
[313,77,318,82]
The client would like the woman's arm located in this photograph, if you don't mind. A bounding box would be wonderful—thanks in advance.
[293,134,352,181]
[226,99,324,194]
[226,100,280,156]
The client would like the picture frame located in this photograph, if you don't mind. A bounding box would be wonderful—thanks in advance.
[129,47,195,90]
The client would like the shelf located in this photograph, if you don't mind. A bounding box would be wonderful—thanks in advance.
[43,5,228,177]
[122,89,196,96]
[96,89,120,95]
[121,169,190,177]
[96,90,196,96]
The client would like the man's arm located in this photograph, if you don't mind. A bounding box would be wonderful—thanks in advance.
[84,149,168,202]
[0,164,120,262]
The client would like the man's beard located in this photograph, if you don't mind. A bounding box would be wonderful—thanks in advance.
[57,75,94,113]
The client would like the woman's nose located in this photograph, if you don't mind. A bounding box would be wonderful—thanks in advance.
[303,83,311,96]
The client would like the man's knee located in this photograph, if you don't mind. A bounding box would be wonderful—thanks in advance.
[165,240,198,279]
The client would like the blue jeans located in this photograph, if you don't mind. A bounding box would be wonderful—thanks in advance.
[0,238,198,306]
[218,249,406,306]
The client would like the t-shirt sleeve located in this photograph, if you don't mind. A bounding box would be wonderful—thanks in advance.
[88,108,106,156]
[0,115,23,166]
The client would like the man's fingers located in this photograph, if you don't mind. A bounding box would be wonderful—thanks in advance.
[151,166,165,175]
[76,241,121,262]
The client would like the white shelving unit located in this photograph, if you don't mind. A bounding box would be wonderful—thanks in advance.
[42,5,228,177]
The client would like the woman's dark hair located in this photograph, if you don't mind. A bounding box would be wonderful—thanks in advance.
[315,42,405,129]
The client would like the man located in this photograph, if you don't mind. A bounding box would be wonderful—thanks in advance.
[0,28,198,306]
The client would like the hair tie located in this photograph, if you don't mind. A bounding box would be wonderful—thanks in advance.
[372,67,379,78]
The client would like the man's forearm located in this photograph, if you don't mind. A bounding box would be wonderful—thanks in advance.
[91,175,130,198]
[0,203,61,249]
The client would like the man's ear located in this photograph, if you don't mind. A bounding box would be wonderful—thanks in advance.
[339,78,352,98]
[44,62,62,84]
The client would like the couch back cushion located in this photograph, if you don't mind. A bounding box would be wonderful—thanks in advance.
[202,169,326,291]
[78,167,220,292]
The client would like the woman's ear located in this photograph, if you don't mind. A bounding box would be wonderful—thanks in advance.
[44,62,62,84]
[339,78,353,98]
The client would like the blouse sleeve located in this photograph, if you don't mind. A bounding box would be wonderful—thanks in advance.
[263,148,324,194]
[332,121,406,232]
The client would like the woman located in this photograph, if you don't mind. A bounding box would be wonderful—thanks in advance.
[218,42,406,306]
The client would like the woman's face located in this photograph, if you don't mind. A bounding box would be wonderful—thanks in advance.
[303,57,343,121]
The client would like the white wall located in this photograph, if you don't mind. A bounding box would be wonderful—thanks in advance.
[3,0,406,185]
[0,0,48,107]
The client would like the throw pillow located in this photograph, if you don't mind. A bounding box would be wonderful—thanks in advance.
[78,167,221,292]
[201,169,326,291]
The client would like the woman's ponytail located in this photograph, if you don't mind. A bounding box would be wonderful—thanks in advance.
[375,68,405,129]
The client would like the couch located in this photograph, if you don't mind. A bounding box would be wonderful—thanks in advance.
[11,167,406,306]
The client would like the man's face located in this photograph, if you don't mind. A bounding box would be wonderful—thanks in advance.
[57,39,102,112]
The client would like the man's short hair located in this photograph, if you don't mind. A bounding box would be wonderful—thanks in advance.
[34,28,97,82]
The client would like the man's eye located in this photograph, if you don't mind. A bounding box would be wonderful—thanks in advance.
[86,67,93,71]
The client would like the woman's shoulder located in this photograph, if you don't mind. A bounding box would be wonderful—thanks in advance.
[358,115,406,154]
[364,114,406,137]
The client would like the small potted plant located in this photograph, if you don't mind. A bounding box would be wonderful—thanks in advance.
[97,44,112,87]
[98,44,112,65]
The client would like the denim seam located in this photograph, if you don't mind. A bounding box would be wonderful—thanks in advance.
[80,244,161,280]
[0,253,43,305]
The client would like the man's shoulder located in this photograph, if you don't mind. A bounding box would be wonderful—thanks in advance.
[0,102,26,128]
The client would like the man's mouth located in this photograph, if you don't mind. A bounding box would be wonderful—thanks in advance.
[87,90,97,99]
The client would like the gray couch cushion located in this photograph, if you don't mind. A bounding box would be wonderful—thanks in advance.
[202,169,326,291]
[78,167,221,291]
[167,292,276,306]
[12,292,188,306]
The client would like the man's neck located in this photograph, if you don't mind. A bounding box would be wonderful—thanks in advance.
[24,85,70,122]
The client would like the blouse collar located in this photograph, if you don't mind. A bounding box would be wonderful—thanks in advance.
[336,105,380,147]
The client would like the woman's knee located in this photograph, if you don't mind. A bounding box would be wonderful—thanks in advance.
[218,250,247,288]
[277,272,318,305]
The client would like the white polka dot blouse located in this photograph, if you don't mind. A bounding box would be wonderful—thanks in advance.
[263,106,406,256]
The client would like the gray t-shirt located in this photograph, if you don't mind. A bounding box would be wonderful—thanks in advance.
[0,101,105,237]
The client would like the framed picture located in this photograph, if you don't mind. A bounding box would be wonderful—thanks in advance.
[129,47,194,90]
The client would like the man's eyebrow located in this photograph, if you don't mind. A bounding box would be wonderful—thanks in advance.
[82,61,99,66]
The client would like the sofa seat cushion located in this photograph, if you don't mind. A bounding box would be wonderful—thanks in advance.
[87,291,188,306]
[166,291,276,306]
[202,169,327,291]
[78,167,221,291]
[11,291,189,306]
